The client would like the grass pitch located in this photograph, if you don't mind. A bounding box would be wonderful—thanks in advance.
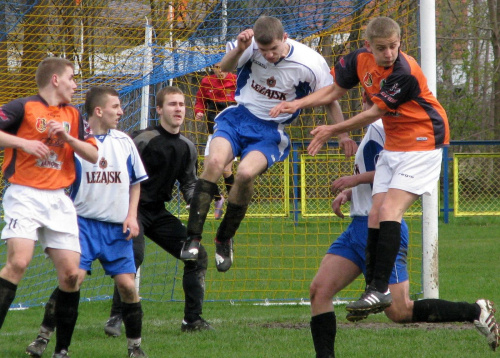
[0,215,499,357]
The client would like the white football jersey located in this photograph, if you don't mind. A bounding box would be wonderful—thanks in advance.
[226,37,333,123]
[70,129,148,223]
[350,119,385,216]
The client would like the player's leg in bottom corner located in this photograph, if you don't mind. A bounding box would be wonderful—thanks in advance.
[474,299,500,351]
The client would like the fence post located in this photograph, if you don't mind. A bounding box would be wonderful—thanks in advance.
[442,147,449,223]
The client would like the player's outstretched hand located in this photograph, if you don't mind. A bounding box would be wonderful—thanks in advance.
[237,29,254,51]
[195,112,204,121]
[307,125,337,156]
[269,100,300,118]
[331,191,348,218]
[21,139,50,159]
[338,136,358,158]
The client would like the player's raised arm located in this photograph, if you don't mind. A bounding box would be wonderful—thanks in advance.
[220,29,254,72]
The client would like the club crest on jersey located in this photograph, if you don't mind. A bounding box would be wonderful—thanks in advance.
[36,150,62,170]
[36,118,47,132]
[63,122,71,133]
[266,76,277,88]
[99,157,108,169]
[363,73,373,87]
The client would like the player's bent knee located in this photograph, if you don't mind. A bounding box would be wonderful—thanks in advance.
[5,258,30,277]
[117,284,139,303]
[310,282,333,305]
[235,168,257,185]
[61,272,79,290]
[205,156,226,175]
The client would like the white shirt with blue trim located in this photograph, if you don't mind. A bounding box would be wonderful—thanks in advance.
[350,119,385,217]
[226,37,333,124]
[70,129,148,224]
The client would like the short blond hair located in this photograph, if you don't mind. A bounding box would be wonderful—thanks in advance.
[35,57,74,89]
[365,17,400,43]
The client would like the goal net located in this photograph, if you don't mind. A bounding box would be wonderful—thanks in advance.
[0,0,422,306]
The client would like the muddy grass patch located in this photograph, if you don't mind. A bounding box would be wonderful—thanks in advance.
[258,321,474,331]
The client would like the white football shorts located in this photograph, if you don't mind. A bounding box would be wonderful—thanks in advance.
[372,148,443,196]
[1,184,80,253]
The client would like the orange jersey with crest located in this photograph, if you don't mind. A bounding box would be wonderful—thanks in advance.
[333,48,449,151]
[0,94,97,189]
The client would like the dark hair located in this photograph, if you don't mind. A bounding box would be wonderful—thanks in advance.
[84,86,120,116]
[35,57,74,89]
[253,16,284,45]
[156,86,184,108]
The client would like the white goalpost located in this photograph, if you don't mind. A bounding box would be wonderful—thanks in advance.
[419,0,440,299]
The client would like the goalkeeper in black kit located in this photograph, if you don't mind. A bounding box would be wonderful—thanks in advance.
[103,86,213,335]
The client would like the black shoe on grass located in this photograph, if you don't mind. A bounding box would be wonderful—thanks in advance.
[104,314,122,337]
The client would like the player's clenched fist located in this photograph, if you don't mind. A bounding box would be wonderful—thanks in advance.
[236,29,254,51]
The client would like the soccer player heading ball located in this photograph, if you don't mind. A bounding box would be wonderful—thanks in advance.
[181,15,357,272]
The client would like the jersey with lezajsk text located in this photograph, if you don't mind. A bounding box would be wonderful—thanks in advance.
[69,129,148,224]
[227,38,333,124]
[333,48,449,151]
[0,94,97,189]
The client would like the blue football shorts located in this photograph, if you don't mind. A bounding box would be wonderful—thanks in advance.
[212,104,290,168]
[327,216,409,284]
[78,216,136,276]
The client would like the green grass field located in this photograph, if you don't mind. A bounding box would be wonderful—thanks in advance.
[1,215,499,357]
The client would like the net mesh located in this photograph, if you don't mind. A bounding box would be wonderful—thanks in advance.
[0,0,422,306]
